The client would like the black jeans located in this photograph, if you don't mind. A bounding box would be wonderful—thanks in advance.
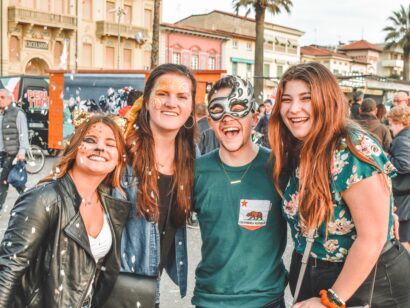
[0,153,25,210]
[289,241,410,307]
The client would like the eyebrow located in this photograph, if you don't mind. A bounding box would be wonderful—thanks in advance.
[282,92,311,96]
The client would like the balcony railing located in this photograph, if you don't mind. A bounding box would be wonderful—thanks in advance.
[381,59,403,68]
[8,6,77,30]
[96,20,148,40]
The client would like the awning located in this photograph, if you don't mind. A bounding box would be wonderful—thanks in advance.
[231,57,255,64]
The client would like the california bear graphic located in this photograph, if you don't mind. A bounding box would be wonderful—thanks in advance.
[246,211,263,220]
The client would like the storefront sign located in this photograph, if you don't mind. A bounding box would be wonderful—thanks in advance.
[26,40,48,50]
[364,89,383,96]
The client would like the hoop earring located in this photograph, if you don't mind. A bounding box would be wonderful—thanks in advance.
[183,114,195,129]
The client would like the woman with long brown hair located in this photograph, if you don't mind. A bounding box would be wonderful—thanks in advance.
[269,62,410,308]
[0,115,131,307]
[115,63,197,305]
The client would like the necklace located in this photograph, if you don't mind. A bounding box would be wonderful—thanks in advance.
[219,160,253,185]
[81,193,99,207]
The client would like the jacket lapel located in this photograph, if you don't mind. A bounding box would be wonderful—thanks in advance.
[64,213,93,257]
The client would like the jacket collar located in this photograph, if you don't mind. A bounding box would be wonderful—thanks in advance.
[61,173,131,258]
[396,126,410,138]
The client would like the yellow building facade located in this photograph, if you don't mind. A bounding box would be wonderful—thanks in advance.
[0,0,154,76]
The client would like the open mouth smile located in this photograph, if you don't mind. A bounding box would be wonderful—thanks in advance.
[88,155,107,162]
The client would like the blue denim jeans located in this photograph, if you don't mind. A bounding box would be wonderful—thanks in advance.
[289,241,410,307]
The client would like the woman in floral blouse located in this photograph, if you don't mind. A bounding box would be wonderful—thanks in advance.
[269,62,410,308]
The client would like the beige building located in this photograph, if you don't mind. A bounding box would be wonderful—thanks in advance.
[301,45,368,75]
[0,0,154,76]
[338,40,382,75]
[176,10,304,99]
[377,43,404,78]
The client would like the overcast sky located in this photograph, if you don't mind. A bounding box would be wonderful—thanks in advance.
[163,0,409,46]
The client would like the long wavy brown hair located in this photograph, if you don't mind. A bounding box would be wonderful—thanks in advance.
[126,64,197,227]
[269,62,385,231]
[42,114,127,188]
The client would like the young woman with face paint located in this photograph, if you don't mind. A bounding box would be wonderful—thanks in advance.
[269,63,410,308]
[115,64,197,305]
[0,115,131,308]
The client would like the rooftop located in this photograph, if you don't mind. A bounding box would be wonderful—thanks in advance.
[338,40,382,52]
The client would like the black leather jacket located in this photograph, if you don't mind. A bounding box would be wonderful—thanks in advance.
[0,174,131,308]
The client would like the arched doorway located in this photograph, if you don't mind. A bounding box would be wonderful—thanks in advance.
[25,58,49,75]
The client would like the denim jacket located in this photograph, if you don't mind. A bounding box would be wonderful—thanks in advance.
[112,165,188,298]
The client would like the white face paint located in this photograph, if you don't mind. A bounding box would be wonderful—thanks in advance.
[147,73,193,135]
[74,123,119,177]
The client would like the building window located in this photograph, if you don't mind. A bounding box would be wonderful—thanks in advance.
[172,52,181,64]
[144,9,152,30]
[105,46,115,68]
[208,57,216,70]
[9,36,20,62]
[276,65,283,78]
[82,43,92,67]
[123,48,132,69]
[144,51,151,69]
[246,42,252,51]
[246,63,252,77]
[191,55,199,70]
[106,1,115,22]
[54,41,63,67]
[54,0,64,14]
[38,0,50,11]
[232,40,238,49]
[263,63,270,77]
[83,0,93,20]
[124,4,132,24]
[232,62,237,75]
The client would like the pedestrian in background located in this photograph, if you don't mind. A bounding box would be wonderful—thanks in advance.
[350,89,364,120]
[115,64,197,306]
[0,115,131,307]
[357,98,392,152]
[196,102,219,155]
[393,91,409,107]
[269,62,410,308]
[0,88,29,212]
[387,105,410,254]
[255,98,273,148]
[376,103,389,125]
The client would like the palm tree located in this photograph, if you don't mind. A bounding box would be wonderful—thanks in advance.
[233,0,292,103]
[383,4,410,81]
[150,0,161,69]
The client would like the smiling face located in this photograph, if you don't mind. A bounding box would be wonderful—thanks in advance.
[74,122,119,177]
[147,73,193,134]
[208,87,253,153]
[279,80,313,141]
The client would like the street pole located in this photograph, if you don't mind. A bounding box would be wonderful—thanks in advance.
[116,4,126,70]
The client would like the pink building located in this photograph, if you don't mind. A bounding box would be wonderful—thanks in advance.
[160,23,228,70]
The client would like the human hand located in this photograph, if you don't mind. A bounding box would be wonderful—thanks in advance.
[16,153,25,161]
[292,297,326,308]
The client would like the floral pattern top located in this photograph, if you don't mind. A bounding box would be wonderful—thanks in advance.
[282,130,396,262]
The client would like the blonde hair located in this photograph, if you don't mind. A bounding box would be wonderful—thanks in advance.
[387,105,410,126]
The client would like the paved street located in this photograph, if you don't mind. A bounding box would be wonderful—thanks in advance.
[0,156,294,307]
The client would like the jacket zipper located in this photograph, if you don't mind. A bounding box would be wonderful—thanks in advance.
[76,264,97,308]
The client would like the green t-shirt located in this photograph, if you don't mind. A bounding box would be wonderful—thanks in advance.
[282,130,397,261]
[192,147,287,308]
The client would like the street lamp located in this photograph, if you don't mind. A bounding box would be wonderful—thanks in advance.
[113,5,126,69]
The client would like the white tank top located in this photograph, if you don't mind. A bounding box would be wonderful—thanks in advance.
[88,214,112,262]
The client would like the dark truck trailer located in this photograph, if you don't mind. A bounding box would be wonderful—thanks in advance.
[1,73,146,151]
